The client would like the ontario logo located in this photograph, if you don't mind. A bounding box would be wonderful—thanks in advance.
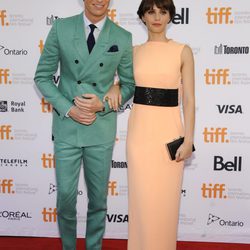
[207,213,244,227]
[0,45,28,56]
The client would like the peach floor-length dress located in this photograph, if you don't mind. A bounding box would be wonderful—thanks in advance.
[127,40,185,250]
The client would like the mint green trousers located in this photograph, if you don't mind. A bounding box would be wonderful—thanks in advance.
[54,140,114,250]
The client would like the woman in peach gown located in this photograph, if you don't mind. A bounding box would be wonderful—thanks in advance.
[105,0,195,249]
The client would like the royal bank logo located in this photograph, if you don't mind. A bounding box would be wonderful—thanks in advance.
[214,44,249,55]
[0,101,7,112]
[46,15,60,25]
[0,210,32,220]
[0,100,26,113]
[0,45,28,56]
[172,8,189,25]
[207,213,244,227]
[206,7,233,24]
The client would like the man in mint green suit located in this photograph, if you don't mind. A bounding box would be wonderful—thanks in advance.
[34,0,134,249]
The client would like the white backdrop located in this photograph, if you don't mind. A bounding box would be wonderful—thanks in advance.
[1,0,250,244]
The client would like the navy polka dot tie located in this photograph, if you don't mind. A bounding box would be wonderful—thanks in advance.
[87,24,96,53]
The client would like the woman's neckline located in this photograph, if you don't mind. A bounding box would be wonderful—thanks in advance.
[146,39,172,44]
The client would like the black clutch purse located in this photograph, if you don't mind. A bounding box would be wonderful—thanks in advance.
[166,137,195,161]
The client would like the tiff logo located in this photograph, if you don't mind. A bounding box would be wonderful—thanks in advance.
[108,181,118,196]
[0,125,14,140]
[41,153,55,168]
[39,40,44,54]
[0,10,9,26]
[0,69,12,85]
[41,98,52,113]
[0,179,15,194]
[204,69,230,85]
[203,127,229,143]
[108,9,117,23]
[201,183,227,199]
[42,208,57,222]
[206,7,233,24]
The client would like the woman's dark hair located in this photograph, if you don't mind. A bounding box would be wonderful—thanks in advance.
[137,0,176,23]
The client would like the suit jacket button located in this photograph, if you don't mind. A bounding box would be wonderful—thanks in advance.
[92,82,97,86]
[77,80,81,84]
[75,60,79,64]
[99,63,103,67]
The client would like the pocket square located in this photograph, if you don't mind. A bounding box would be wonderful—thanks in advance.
[107,45,119,52]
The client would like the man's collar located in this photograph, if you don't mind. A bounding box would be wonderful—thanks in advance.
[83,12,107,31]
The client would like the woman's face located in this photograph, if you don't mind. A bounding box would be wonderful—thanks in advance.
[142,4,171,34]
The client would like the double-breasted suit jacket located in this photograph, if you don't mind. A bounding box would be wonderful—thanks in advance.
[35,12,135,146]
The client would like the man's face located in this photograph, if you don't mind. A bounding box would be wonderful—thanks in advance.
[84,0,110,23]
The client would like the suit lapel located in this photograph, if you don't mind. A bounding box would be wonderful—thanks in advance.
[73,12,89,64]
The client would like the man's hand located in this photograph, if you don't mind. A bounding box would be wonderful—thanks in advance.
[74,94,104,113]
[68,106,96,125]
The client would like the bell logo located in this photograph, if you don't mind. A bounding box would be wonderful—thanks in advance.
[108,9,117,24]
[201,183,227,199]
[0,179,15,194]
[41,153,55,168]
[172,8,189,25]
[204,69,230,85]
[214,156,242,172]
[42,208,57,222]
[206,7,233,24]
[108,181,118,196]
[203,127,229,143]
[0,69,12,85]
[39,40,44,54]
[41,98,52,113]
[0,10,9,26]
[0,125,14,140]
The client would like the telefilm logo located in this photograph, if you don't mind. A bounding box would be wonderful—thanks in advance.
[203,127,229,143]
[111,160,127,169]
[0,158,28,167]
[214,156,242,172]
[214,44,249,55]
[172,8,189,25]
[0,210,32,221]
[207,213,244,227]
[107,214,128,223]
[204,69,231,85]
[206,7,233,24]
[42,208,57,223]
[216,105,243,114]
[0,100,26,113]
[0,45,28,56]
[201,183,227,199]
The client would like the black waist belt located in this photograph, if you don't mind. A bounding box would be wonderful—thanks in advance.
[133,86,178,107]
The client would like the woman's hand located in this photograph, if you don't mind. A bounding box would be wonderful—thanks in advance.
[175,142,193,162]
[103,84,122,111]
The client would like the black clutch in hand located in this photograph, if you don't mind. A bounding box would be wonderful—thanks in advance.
[166,137,195,161]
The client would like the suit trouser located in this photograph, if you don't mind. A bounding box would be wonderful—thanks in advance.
[54,140,114,250]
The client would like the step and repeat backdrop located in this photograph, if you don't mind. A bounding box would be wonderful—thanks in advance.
[1,0,250,243]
